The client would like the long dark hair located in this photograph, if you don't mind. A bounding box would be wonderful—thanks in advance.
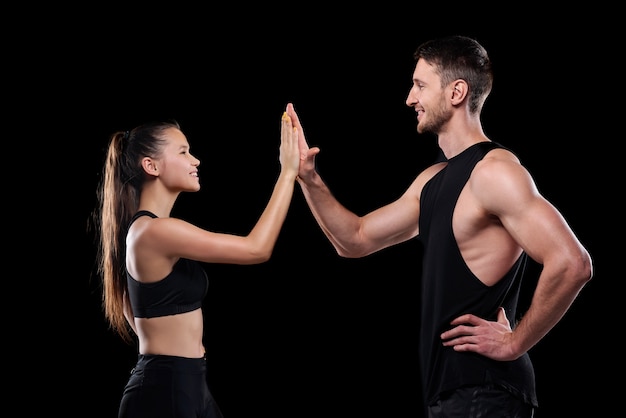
[94,120,180,343]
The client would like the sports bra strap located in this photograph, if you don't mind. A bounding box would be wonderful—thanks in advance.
[130,210,158,224]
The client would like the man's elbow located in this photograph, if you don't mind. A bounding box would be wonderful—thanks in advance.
[578,251,594,285]
[566,249,593,288]
[335,243,373,259]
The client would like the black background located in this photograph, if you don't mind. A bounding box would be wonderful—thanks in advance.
[58,5,613,417]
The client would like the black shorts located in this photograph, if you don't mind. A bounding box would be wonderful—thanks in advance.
[428,384,535,418]
[118,354,224,418]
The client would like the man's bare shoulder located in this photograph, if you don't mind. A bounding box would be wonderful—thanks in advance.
[473,148,529,183]
[470,148,539,213]
[482,147,521,164]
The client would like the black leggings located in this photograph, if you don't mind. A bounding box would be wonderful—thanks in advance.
[428,384,535,418]
[118,354,224,418]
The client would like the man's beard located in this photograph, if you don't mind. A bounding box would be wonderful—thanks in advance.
[417,98,452,135]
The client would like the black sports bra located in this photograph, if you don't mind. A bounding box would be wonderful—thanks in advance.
[126,210,208,318]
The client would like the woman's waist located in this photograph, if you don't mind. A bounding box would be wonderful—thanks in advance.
[133,353,207,373]
[136,321,205,358]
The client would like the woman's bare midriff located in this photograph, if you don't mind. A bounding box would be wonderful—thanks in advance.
[135,309,205,358]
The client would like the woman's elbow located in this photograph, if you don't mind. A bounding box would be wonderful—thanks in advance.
[246,246,273,264]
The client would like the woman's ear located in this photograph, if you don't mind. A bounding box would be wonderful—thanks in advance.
[141,157,159,177]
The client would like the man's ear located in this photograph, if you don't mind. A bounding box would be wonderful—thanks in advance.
[451,80,468,104]
[141,157,159,177]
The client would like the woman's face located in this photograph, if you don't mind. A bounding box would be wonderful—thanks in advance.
[154,128,201,193]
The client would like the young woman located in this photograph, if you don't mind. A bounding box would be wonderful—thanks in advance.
[94,111,299,418]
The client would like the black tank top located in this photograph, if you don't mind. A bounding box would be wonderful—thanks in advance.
[418,142,537,407]
[126,210,209,318]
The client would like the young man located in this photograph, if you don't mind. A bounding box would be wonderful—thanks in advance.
[287,35,593,417]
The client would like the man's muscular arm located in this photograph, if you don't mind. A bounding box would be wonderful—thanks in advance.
[441,155,593,360]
